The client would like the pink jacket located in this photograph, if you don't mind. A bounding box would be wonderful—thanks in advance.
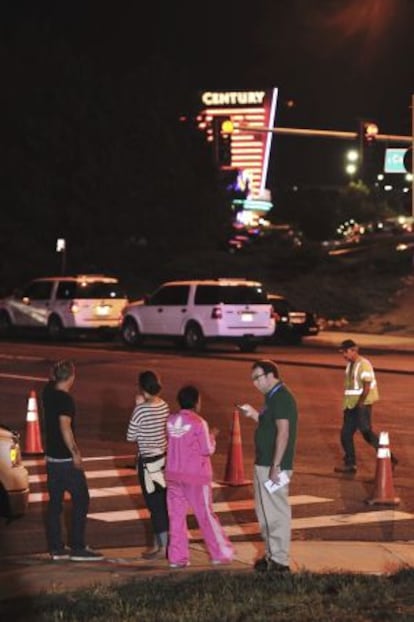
[165,409,216,484]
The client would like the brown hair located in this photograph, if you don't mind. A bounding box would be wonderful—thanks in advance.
[138,370,162,395]
[51,360,75,382]
[252,359,280,378]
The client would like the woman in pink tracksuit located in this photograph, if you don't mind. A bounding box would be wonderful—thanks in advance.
[165,385,234,568]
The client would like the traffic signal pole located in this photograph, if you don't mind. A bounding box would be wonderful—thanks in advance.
[239,122,413,217]
[245,125,412,144]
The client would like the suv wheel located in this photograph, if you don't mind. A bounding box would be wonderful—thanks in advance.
[47,315,64,340]
[121,317,142,346]
[0,311,12,338]
[239,338,257,353]
[184,322,205,351]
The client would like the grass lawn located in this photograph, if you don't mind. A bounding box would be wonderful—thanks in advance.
[4,568,414,621]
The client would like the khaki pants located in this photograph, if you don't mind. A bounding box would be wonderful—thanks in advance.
[254,464,292,566]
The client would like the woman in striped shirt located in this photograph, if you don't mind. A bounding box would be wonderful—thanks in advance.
[126,370,170,560]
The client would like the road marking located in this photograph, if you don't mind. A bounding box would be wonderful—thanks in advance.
[0,373,47,381]
[87,495,333,523]
[24,454,137,467]
[215,511,414,537]
[0,354,45,361]
[291,510,414,529]
[28,468,138,484]
[87,508,413,532]
[29,485,141,503]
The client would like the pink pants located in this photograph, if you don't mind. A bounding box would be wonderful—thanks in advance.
[167,480,234,565]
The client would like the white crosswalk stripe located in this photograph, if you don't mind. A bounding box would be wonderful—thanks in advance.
[87,495,333,523]
[194,511,414,538]
[27,455,414,536]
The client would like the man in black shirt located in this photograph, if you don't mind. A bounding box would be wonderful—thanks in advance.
[42,359,103,561]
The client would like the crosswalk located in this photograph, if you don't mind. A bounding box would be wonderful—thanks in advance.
[25,454,414,539]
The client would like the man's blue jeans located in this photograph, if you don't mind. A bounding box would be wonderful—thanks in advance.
[340,405,379,466]
[46,460,90,552]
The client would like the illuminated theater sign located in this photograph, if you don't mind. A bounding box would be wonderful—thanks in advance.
[198,88,278,200]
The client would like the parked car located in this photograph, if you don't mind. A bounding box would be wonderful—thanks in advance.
[0,274,128,340]
[121,278,275,352]
[0,424,29,519]
[268,294,319,345]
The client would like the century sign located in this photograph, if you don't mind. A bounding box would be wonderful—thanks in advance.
[198,88,278,199]
[201,91,266,106]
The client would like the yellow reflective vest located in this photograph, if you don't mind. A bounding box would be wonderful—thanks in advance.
[343,357,379,409]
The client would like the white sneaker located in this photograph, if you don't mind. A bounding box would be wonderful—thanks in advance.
[169,561,189,568]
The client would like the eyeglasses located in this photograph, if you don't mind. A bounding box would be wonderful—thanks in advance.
[252,372,266,382]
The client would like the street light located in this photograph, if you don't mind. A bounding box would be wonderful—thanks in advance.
[56,238,66,275]
[347,149,359,163]
[345,149,359,179]
[345,163,357,176]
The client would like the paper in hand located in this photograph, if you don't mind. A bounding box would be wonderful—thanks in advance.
[264,471,290,493]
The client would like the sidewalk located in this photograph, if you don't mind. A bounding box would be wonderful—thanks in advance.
[2,540,414,602]
[309,330,414,355]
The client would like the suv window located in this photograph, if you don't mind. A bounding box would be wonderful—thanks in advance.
[150,285,189,306]
[56,281,126,300]
[195,285,268,305]
[22,281,54,300]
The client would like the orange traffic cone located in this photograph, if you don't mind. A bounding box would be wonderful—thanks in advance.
[219,410,251,486]
[366,431,399,506]
[23,390,44,456]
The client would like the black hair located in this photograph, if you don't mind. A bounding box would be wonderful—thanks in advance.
[51,360,75,382]
[177,385,199,410]
[252,359,280,378]
[138,370,162,396]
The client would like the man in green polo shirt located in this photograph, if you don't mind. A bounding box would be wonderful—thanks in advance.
[239,359,298,574]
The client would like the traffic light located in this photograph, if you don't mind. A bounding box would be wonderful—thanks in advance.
[359,120,379,184]
[213,116,234,167]
[362,121,379,145]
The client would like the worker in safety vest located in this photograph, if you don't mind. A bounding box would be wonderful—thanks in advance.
[334,339,397,474]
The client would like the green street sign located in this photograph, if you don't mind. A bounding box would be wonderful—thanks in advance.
[384,148,408,173]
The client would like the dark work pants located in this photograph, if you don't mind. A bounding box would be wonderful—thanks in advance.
[137,456,169,542]
[340,405,379,466]
[46,461,90,552]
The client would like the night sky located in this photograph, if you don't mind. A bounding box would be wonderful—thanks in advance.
[2,0,414,218]
[3,0,413,187]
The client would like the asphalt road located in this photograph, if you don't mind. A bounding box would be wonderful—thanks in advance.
[0,336,413,556]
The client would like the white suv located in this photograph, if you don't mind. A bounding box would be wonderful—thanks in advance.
[120,279,275,352]
[0,274,128,340]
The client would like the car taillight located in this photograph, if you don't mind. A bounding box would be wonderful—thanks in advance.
[211,307,222,319]
[271,310,280,322]
[70,301,79,314]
